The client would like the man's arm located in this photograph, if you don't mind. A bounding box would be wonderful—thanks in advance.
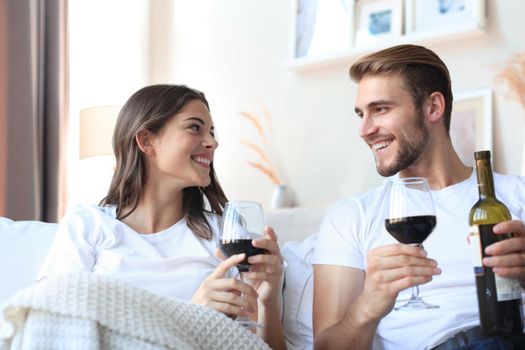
[313,265,376,349]
[313,244,441,350]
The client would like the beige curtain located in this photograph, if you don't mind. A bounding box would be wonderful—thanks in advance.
[1,0,68,222]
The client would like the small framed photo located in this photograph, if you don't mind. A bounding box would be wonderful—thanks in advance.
[405,0,485,34]
[450,89,492,167]
[292,0,356,59]
[354,0,403,47]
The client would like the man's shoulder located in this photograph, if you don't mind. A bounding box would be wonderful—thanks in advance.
[494,172,525,192]
[330,185,386,211]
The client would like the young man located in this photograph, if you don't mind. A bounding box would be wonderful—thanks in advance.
[312,45,525,349]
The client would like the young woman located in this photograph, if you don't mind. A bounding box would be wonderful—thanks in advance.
[39,84,286,348]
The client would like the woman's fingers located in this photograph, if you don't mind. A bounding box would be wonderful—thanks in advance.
[209,253,245,279]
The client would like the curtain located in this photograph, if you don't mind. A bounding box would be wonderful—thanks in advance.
[2,0,68,222]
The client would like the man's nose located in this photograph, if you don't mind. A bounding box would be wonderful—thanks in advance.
[359,115,378,139]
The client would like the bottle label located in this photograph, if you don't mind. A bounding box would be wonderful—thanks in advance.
[468,226,484,275]
[495,274,522,301]
[471,224,522,301]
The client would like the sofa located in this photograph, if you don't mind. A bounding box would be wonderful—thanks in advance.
[0,206,326,349]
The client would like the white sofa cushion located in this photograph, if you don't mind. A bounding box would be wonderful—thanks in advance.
[0,217,57,306]
[266,207,325,245]
[281,233,317,350]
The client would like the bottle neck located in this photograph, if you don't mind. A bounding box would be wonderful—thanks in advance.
[475,158,495,199]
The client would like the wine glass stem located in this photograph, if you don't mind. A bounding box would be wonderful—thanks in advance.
[411,285,420,299]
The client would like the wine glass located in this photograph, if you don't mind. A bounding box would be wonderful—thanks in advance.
[385,177,438,310]
[219,201,267,329]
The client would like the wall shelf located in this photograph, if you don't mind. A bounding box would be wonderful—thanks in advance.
[286,22,486,73]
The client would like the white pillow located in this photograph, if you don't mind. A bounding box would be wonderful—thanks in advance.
[282,233,317,350]
[0,217,57,306]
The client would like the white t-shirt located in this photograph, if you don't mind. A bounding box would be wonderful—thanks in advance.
[38,203,223,301]
[312,171,525,350]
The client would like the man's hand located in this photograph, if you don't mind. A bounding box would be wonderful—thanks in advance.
[483,220,525,286]
[360,243,441,319]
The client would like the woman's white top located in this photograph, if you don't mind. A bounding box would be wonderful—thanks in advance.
[38,203,222,301]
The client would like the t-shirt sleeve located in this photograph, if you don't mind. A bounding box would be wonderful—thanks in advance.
[311,197,365,270]
[37,204,99,281]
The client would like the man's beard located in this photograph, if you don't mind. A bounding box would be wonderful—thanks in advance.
[376,112,429,177]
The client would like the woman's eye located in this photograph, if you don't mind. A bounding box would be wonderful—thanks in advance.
[189,125,200,132]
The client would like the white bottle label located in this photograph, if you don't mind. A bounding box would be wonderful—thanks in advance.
[468,226,483,276]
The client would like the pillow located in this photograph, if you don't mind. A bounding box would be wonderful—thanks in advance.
[282,233,317,350]
[0,217,57,306]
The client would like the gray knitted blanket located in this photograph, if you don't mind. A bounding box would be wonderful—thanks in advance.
[0,273,270,349]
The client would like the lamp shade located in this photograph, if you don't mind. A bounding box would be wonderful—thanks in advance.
[79,106,120,158]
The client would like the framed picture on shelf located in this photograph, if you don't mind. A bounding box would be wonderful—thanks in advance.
[354,0,403,47]
[292,0,355,60]
[449,88,492,167]
[405,0,485,34]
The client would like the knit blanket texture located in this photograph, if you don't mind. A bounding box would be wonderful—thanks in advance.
[0,272,270,349]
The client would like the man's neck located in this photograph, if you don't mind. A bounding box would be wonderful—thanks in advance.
[398,140,472,190]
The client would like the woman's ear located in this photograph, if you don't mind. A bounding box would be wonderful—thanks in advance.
[426,92,446,124]
[136,129,155,156]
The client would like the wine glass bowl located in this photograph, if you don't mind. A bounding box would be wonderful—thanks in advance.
[219,201,266,328]
[385,177,438,310]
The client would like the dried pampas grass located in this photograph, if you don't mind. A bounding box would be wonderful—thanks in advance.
[239,105,282,185]
[495,52,525,112]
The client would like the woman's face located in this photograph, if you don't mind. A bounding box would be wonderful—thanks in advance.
[147,99,218,189]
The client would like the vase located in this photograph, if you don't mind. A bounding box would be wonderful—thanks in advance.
[271,184,292,209]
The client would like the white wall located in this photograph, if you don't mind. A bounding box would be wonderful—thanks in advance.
[68,0,151,207]
[124,0,525,211]
[148,0,525,210]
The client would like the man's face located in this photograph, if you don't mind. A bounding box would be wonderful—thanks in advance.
[354,74,428,177]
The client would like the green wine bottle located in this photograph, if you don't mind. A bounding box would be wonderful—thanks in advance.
[468,150,524,335]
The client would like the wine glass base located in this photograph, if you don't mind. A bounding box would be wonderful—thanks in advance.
[236,317,265,330]
[394,297,439,311]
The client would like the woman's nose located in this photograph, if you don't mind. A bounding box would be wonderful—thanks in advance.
[204,133,218,149]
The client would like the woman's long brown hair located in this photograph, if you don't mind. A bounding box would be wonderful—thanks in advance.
[100,85,227,239]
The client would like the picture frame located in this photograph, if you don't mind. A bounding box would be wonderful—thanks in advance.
[405,0,485,35]
[354,0,403,47]
[449,88,492,167]
[292,0,355,60]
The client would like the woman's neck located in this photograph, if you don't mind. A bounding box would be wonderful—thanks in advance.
[121,185,184,234]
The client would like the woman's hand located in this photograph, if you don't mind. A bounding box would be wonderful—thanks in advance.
[243,226,284,307]
[192,253,258,317]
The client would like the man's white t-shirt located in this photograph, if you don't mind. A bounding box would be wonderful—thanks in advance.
[38,203,222,301]
[312,171,525,350]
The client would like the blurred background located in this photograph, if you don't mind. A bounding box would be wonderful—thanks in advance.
[1,0,524,222]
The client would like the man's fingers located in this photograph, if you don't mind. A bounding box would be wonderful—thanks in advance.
[483,253,525,268]
[372,265,441,284]
[485,237,525,256]
[493,220,525,236]
[371,254,438,271]
[371,243,428,258]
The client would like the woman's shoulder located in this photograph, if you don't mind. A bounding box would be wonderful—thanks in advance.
[62,202,118,225]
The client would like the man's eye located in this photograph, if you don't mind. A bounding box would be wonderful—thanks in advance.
[356,113,363,119]
[376,107,388,114]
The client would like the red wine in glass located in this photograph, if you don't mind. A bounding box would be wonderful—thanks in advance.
[385,215,436,245]
[219,239,267,273]
[385,177,439,310]
[220,201,266,328]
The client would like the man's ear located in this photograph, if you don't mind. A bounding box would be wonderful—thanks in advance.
[135,129,155,156]
[426,92,446,124]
